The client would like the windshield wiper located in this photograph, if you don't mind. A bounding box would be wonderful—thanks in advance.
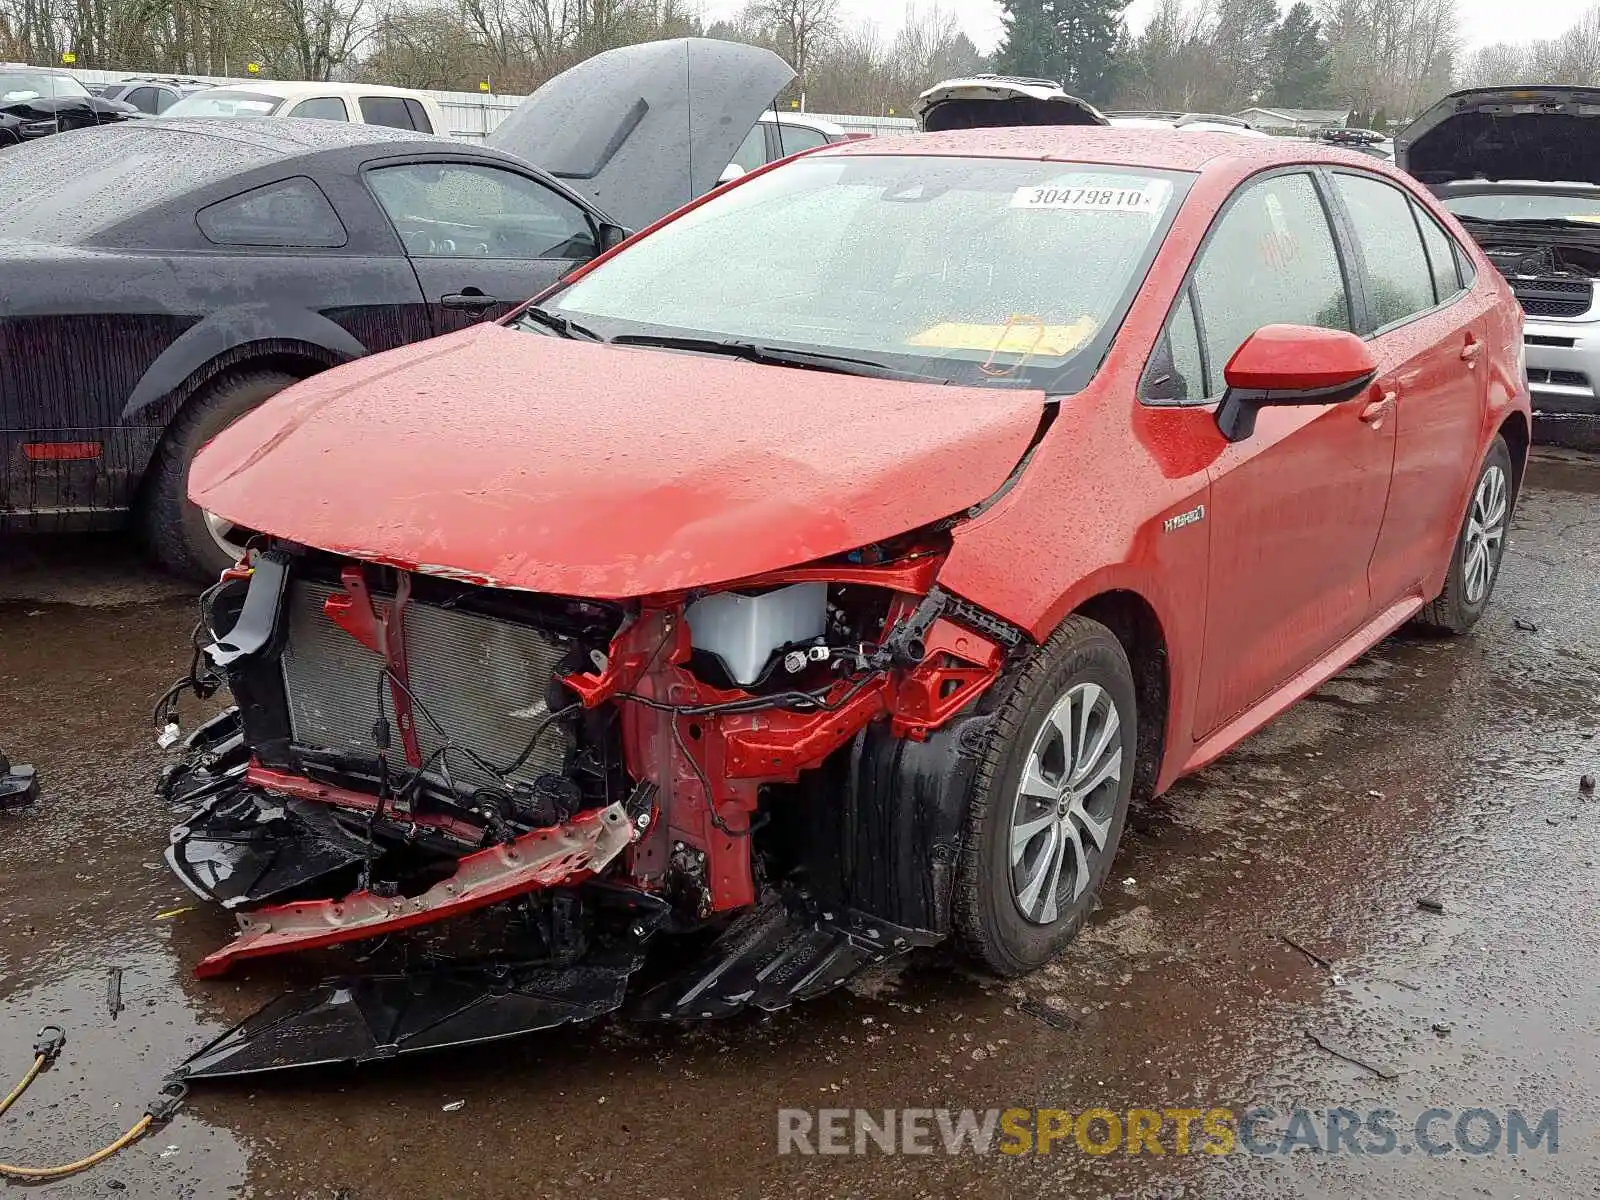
[607,334,957,384]
[514,305,605,341]
[1456,215,1600,231]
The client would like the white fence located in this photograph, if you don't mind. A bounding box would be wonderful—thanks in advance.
[65,66,917,142]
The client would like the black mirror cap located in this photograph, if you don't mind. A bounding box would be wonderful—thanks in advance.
[1213,369,1378,443]
[597,222,630,252]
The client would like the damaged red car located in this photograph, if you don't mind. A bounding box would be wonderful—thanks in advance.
[161,127,1529,1078]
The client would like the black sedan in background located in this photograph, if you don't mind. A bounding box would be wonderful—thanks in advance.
[0,38,794,578]
[0,66,137,143]
[0,119,629,576]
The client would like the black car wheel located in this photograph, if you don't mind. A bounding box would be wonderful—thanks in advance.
[954,615,1138,976]
[142,369,298,581]
[1416,436,1515,635]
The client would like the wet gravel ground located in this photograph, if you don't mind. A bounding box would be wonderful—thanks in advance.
[1,449,1597,1199]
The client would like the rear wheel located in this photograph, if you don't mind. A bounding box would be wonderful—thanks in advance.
[954,616,1138,976]
[1416,436,1514,635]
[141,370,298,581]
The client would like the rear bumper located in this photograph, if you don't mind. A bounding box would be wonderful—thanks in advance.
[0,427,158,531]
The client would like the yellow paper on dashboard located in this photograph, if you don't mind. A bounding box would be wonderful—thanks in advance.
[907,316,1098,357]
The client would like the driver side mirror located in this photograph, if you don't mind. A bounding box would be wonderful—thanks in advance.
[1214,325,1378,442]
[597,222,629,253]
[718,163,747,186]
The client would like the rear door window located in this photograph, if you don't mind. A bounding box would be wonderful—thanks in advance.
[197,176,348,248]
[1333,172,1438,329]
[1412,201,1466,303]
[768,123,832,158]
[289,96,349,121]
[125,86,162,114]
[360,96,417,129]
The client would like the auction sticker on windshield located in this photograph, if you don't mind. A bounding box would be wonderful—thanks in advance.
[1011,179,1172,214]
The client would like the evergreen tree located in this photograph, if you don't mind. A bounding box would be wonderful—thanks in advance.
[995,0,1063,80]
[995,0,1130,106]
[1266,2,1333,107]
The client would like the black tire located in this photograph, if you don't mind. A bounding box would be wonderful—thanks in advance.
[141,370,298,581]
[954,615,1139,977]
[1415,436,1515,635]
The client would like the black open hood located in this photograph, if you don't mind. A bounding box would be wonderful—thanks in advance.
[1397,86,1600,186]
[487,38,795,231]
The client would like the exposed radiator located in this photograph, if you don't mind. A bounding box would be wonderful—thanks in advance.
[280,580,572,789]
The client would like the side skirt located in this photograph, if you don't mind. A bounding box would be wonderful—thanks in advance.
[1179,591,1425,778]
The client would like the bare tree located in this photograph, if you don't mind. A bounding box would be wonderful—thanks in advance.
[745,0,840,106]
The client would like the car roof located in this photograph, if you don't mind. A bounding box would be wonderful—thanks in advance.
[822,126,1392,177]
[0,118,510,245]
[206,80,437,102]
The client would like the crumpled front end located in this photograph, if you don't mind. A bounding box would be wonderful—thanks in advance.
[162,535,1021,1076]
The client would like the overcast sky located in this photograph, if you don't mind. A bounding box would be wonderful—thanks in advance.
[700,0,1595,55]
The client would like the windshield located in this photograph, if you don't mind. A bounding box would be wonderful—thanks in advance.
[547,154,1191,390]
[0,71,89,102]
[163,89,283,118]
[1444,191,1600,224]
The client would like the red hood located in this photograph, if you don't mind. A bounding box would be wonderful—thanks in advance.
[191,324,1044,598]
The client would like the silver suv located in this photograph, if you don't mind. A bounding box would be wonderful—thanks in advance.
[1400,86,1600,448]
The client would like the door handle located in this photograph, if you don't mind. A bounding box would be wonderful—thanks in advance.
[1359,391,1396,427]
[441,291,499,311]
[1460,336,1482,364]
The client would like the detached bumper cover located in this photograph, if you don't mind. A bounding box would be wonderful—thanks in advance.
[174,959,641,1079]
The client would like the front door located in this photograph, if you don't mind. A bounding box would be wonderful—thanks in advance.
[1182,170,1397,737]
[366,161,601,334]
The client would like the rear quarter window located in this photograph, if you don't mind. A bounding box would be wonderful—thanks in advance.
[196,177,348,248]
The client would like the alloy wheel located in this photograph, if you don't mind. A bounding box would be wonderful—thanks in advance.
[1008,682,1124,925]
[1463,463,1508,605]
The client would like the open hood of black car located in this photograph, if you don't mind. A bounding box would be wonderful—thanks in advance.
[1397,86,1600,186]
[486,38,795,231]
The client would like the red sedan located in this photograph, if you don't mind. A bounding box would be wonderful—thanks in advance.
[166,127,1528,1074]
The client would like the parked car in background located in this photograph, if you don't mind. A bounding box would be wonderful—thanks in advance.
[0,39,798,578]
[161,125,1528,1077]
[161,80,447,134]
[914,74,1107,130]
[1399,85,1600,446]
[0,65,137,142]
[97,76,213,114]
[1107,110,1271,137]
[0,120,629,576]
[720,111,850,182]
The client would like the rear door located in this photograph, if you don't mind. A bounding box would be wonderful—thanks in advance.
[1170,170,1397,738]
[364,159,601,333]
[1326,170,1490,610]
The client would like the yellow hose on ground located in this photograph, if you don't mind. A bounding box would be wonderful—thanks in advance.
[0,1116,155,1180]
[0,1026,184,1181]
[0,1054,43,1120]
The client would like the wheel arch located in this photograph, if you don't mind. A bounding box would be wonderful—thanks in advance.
[1496,409,1530,503]
[1068,589,1171,805]
[122,304,367,423]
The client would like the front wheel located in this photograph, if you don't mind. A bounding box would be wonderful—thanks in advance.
[1416,436,1515,634]
[141,370,298,581]
[954,615,1138,977]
